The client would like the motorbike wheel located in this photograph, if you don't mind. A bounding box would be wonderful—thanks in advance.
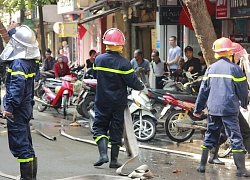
[165,110,195,142]
[81,95,95,118]
[133,116,156,142]
[218,139,232,158]
[63,94,69,117]
[37,93,48,112]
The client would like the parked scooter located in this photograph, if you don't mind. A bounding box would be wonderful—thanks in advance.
[34,74,77,118]
[76,78,97,118]
[163,93,207,142]
[148,72,203,126]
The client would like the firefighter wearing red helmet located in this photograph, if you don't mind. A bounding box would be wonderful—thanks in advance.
[193,37,250,177]
[92,28,144,168]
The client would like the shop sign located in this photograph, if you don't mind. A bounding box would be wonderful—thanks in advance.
[216,0,230,19]
[159,6,182,25]
[57,22,78,37]
[57,0,75,14]
[230,0,250,17]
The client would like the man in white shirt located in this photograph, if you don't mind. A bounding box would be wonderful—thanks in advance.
[151,50,166,89]
[167,36,182,76]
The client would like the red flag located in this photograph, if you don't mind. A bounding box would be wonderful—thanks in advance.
[178,0,215,30]
[78,25,87,40]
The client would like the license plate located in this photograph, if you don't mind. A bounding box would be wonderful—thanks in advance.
[160,104,171,116]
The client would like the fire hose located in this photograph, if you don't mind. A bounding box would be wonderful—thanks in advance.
[59,107,154,180]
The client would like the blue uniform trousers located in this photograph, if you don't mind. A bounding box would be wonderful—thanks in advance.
[203,114,245,151]
[93,104,127,146]
[7,104,35,159]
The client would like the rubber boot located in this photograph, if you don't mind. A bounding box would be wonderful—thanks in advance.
[197,148,209,173]
[233,152,250,177]
[109,145,122,168]
[93,138,109,166]
[20,162,33,180]
[33,157,37,180]
[243,137,250,159]
[208,146,225,165]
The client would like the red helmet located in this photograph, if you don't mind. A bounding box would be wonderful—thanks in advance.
[103,28,125,46]
[212,37,234,53]
[232,42,245,57]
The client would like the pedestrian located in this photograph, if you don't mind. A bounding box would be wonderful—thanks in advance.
[86,49,96,68]
[92,28,144,168]
[193,37,250,177]
[43,48,56,71]
[130,49,150,77]
[151,50,166,89]
[166,36,182,76]
[182,46,201,78]
[0,23,40,179]
[53,55,70,78]
[172,57,184,82]
[57,48,68,64]
[197,51,207,75]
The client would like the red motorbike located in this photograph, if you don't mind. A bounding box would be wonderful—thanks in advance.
[34,74,77,118]
[163,93,207,142]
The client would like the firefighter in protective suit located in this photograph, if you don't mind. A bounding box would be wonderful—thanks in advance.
[0,24,40,179]
[93,28,144,168]
[208,42,250,165]
[193,37,250,177]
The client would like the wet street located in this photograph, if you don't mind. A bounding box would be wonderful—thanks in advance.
[0,105,249,180]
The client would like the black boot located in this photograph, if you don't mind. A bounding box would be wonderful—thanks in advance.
[93,138,109,166]
[20,162,33,180]
[32,157,37,180]
[208,146,225,165]
[109,145,122,168]
[243,137,250,159]
[233,152,250,177]
[197,148,209,173]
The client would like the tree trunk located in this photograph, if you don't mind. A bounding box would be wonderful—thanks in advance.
[38,6,46,61]
[183,0,217,66]
[122,2,131,60]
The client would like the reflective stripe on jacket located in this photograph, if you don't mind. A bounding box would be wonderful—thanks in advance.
[195,57,248,116]
[94,51,144,107]
[4,59,36,113]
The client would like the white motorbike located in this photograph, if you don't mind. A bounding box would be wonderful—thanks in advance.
[129,88,157,142]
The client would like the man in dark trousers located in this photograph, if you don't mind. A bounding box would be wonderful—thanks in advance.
[93,28,144,168]
[194,37,250,177]
[0,23,39,179]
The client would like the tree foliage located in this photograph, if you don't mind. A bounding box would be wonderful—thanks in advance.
[0,0,56,11]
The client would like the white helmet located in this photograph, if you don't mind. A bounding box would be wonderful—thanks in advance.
[12,25,38,48]
[0,25,40,60]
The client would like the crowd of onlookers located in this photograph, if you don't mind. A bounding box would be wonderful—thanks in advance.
[41,36,207,89]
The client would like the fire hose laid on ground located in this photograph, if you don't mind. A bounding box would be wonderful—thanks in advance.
[59,107,154,180]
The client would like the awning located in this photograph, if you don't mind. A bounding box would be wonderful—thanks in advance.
[79,7,121,24]
[83,0,107,12]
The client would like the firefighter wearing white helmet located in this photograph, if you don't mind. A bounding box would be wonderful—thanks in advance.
[0,23,40,179]
[193,37,250,177]
[92,28,144,168]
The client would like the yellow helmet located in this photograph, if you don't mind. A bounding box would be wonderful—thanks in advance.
[212,37,234,60]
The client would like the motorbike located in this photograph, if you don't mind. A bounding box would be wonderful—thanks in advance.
[129,87,157,142]
[76,78,97,119]
[34,73,77,118]
[162,92,207,142]
[148,72,203,127]
[35,65,84,98]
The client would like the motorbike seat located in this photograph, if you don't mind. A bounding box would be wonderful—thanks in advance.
[41,71,55,78]
[169,93,197,102]
[148,88,188,96]
[83,79,97,87]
